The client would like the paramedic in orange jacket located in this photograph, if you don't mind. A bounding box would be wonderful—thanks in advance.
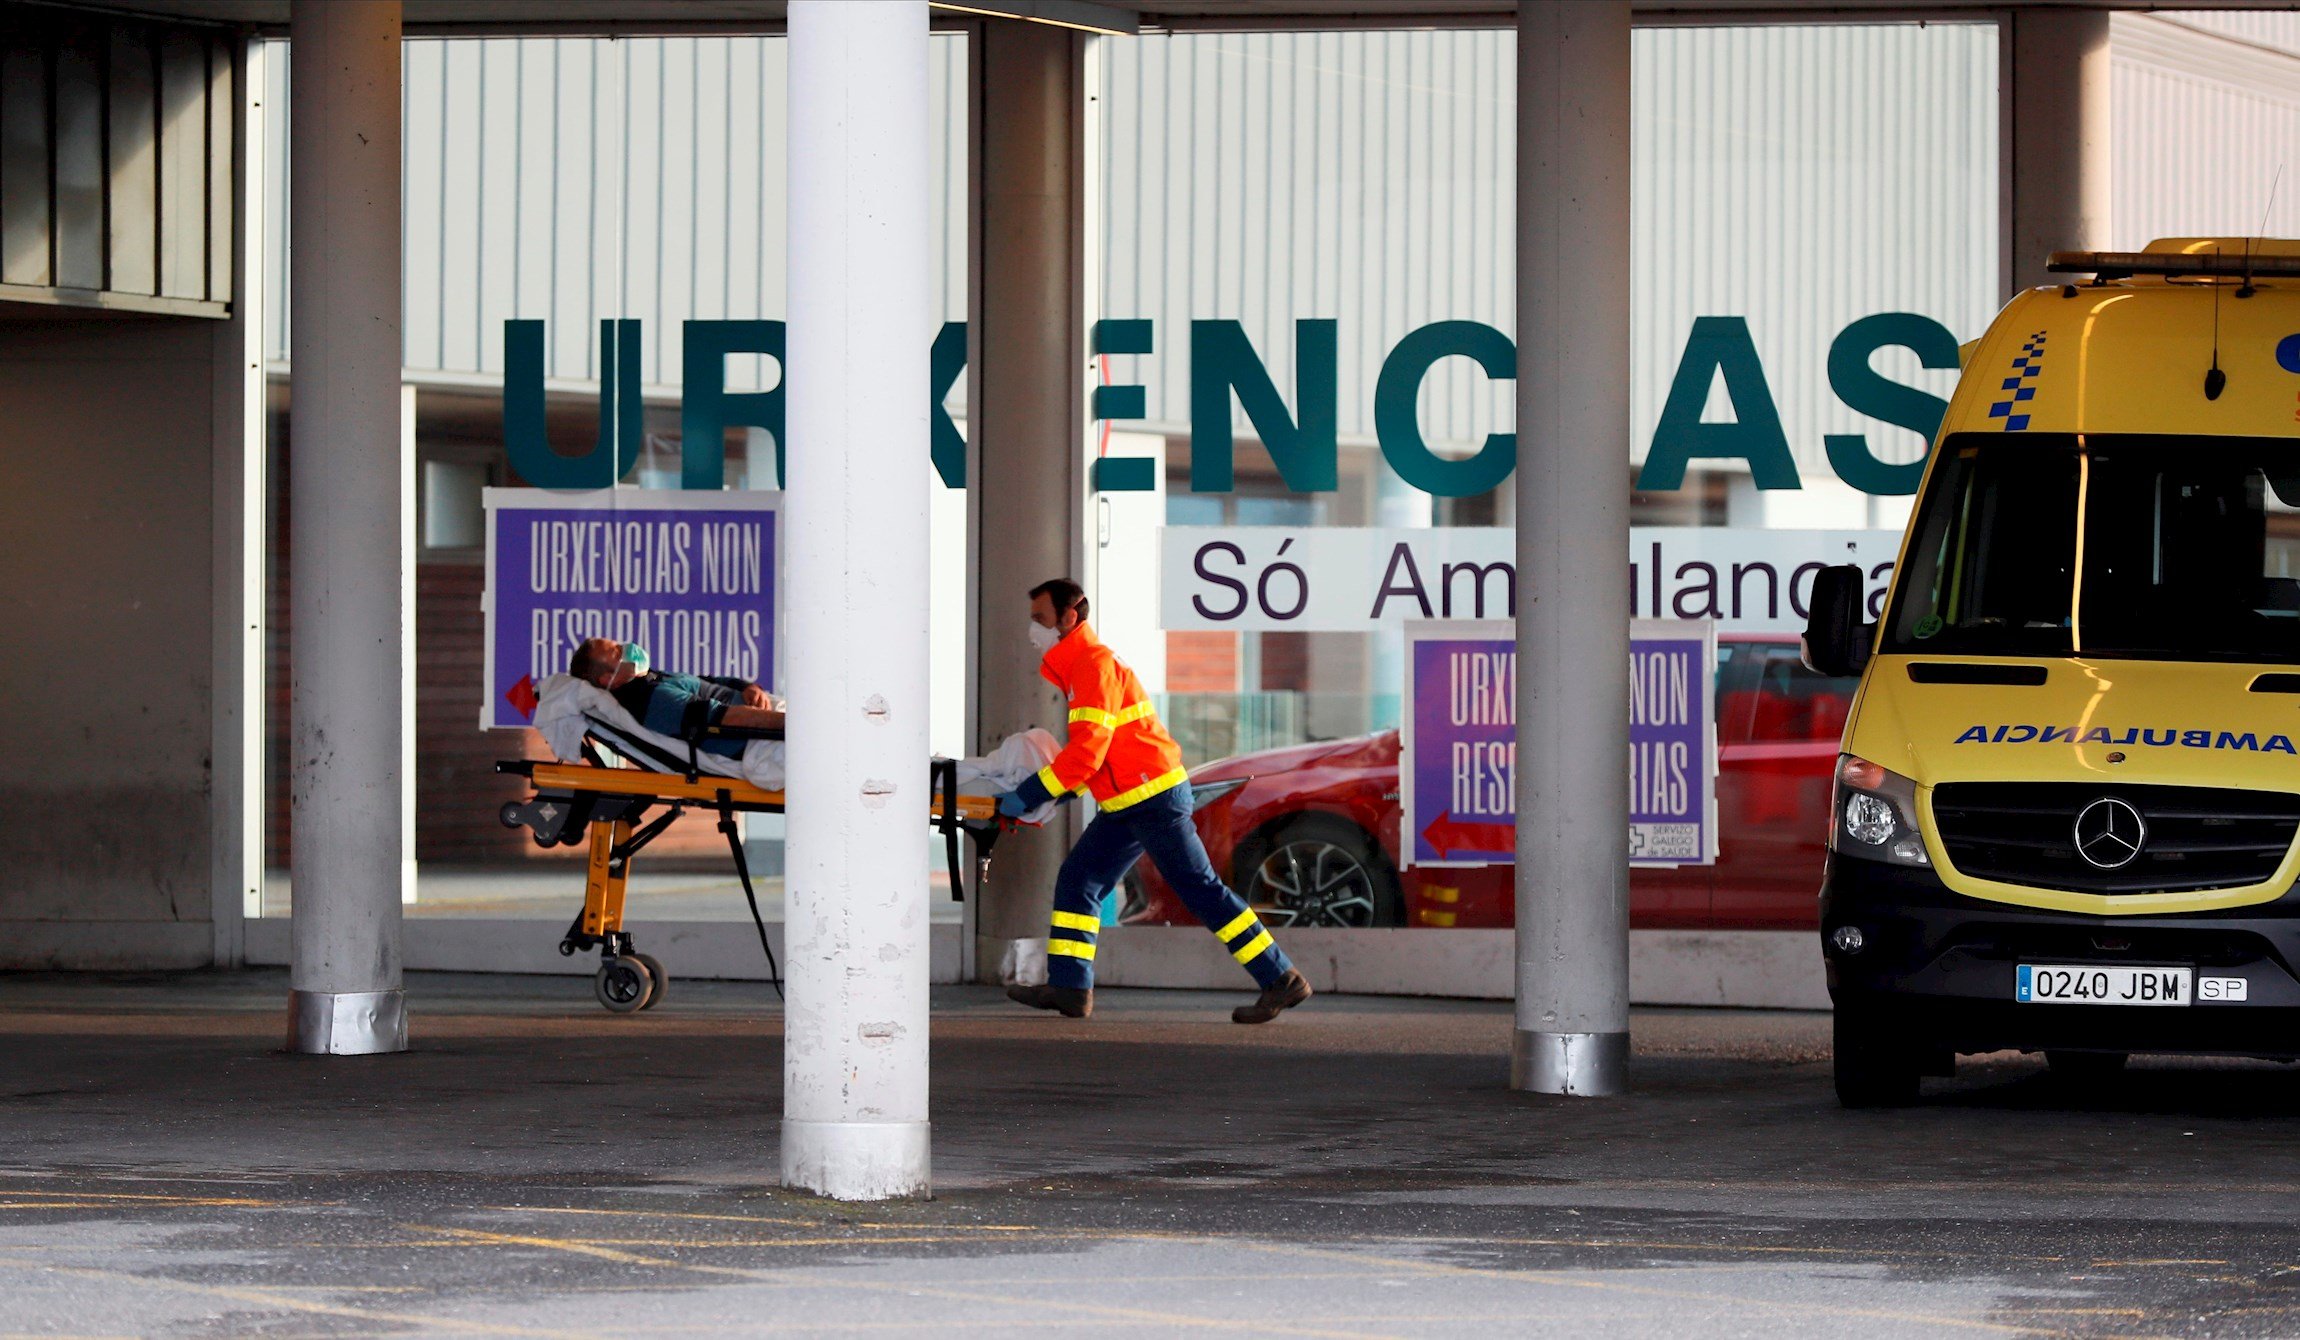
[998,578,1312,1024]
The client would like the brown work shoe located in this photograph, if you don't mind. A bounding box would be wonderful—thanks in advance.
[1232,969,1312,1024]
[1006,983,1093,1018]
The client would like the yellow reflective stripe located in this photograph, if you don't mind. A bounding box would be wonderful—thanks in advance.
[1046,938,1097,960]
[1215,909,1258,943]
[1050,910,1101,934]
[1229,930,1275,964]
[1097,766,1189,812]
[1036,765,1071,798]
[1071,702,1154,729]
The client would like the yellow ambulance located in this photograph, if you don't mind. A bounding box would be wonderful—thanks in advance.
[1803,237,2300,1105]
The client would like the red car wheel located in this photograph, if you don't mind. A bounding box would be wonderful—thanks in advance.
[1240,816,1404,929]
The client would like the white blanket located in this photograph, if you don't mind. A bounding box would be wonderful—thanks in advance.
[530,673,1060,822]
[942,728,1060,825]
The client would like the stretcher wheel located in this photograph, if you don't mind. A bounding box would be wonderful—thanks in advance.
[595,956,655,1013]
[633,953,668,1010]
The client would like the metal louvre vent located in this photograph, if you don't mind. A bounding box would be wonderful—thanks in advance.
[1930,783,2300,894]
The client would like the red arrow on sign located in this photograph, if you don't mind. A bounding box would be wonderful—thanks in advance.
[1421,811,1514,859]
[504,673,540,721]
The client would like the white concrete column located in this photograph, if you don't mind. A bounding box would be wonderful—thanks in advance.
[2006,8,2112,296]
[966,19,1089,971]
[782,0,934,1201]
[286,0,405,1056]
[1513,0,1632,1097]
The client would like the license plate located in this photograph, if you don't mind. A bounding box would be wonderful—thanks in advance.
[2017,964,2192,1006]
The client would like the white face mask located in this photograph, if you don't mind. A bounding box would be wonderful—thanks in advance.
[1028,620,1062,653]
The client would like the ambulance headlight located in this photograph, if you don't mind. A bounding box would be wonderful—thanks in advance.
[1843,793,1896,846]
[1832,754,1930,868]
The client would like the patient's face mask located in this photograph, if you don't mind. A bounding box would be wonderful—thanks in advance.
[608,643,650,687]
[1028,620,1061,654]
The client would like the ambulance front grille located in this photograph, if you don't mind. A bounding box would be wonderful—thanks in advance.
[1930,783,2300,895]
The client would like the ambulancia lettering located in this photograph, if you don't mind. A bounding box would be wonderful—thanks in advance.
[1953,724,2297,753]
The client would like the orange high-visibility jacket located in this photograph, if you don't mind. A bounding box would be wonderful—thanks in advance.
[1034,622,1188,811]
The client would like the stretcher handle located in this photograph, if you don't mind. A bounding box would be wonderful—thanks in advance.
[932,758,964,903]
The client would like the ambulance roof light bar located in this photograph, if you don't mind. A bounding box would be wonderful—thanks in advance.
[2048,250,2300,281]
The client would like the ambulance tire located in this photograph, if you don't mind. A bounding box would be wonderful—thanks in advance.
[633,954,668,1009]
[2045,1049,2126,1085]
[1832,1008,1921,1108]
[1243,817,1404,929]
[596,956,655,1013]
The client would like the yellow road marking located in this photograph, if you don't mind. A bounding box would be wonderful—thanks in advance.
[487,1206,818,1227]
[0,1252,592,1338]
[0,1203,173,1211]
[493,1205,1035,1231]
[415,1225,1402,1339]
[415,1227,657,1265]
[456,1236,1028,1249]
[0,1204,276,1213]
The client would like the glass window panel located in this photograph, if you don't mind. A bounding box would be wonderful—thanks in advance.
[260,35,967,928]
[1102,22,1995,932]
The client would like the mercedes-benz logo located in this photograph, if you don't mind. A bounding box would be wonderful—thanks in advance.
[2073,796,2147,870]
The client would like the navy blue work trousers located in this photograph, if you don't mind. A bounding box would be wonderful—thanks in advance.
[1044,781,1294,992]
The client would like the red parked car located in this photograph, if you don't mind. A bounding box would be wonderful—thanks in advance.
[1124,635,1857,931]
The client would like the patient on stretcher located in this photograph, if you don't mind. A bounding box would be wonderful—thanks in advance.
[568,637,782,758]
[529,639,790,790]
[531,638,1061,821]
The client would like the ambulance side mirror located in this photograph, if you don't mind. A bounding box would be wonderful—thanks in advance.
[1802,564,1873,679]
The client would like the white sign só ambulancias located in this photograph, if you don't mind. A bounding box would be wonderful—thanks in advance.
[1159,526,1900,633]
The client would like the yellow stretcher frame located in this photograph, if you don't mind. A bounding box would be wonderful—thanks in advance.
[495,750,1003,1011]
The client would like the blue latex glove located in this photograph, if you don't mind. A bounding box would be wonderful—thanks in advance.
[996,791,1030,819]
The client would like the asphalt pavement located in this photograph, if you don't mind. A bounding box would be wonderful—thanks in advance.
[0,970,2294,1337]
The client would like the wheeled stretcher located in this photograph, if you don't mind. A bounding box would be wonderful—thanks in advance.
[496,723,1004,1012]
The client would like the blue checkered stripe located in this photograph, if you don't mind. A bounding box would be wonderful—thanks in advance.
[1988,330,2047,431]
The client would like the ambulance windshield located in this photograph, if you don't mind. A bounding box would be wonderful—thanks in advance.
[1886,434,2300,663]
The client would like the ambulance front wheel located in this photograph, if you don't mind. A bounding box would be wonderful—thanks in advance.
[632,953,668,1010]
[1832,1008,1921,1108]
[596,956,655,1013]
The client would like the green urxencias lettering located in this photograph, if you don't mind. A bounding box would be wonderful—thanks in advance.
[1189,319,1339,493]
[502,312,1956,497]
[502,319,969,491]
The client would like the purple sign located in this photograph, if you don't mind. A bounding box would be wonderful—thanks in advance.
[1407,636,1518,865]
[483,490,776,730]
[1401,619,1715,868]
[1625,635,1708,864]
